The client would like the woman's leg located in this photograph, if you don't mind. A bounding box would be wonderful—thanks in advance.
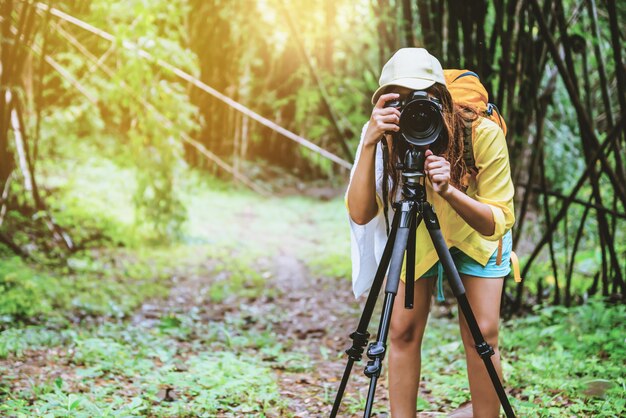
[457,275,504,418]
[388,276,434,418]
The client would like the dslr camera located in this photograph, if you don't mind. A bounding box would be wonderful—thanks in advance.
[384,91,444,149]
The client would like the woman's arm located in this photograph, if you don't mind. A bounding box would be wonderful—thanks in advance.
[441,185,495,236]
[424,149,496,236]
[347,93,401,225]
[346,141,379,224]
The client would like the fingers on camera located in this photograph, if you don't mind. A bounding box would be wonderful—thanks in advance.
[376,93,399,108]
[379,123,400,132]
[378,113,400,124]
[378,107,401,116]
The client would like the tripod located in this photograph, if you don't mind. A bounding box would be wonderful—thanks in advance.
[330,147,516,418]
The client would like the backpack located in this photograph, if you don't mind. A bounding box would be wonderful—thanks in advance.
[444,69,521,283]
[443,69,507,175]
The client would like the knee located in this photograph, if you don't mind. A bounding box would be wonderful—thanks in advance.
[390,318,426,348]
[460,319,499,350]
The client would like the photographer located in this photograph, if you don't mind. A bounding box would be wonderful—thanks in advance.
[346,48,515,417]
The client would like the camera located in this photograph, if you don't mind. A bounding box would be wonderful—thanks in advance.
[384,91,444,148]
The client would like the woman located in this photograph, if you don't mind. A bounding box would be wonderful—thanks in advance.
[346,48,515,417]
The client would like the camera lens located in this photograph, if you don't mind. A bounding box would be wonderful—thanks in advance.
[409,110,431,133]
[399,96,443,148]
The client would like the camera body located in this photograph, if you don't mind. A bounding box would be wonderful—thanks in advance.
[384,90,444,149]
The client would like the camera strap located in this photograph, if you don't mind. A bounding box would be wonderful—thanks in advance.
[381,137,390,236]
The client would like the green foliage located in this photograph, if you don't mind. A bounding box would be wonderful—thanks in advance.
[0,312,290,416]
[502,301,626,416]
[35,0,201,242]
[414,300,626,417]
[0,326,75,359]
[0,256,75,320]
[208,254,269,303]
[147,352,286,416]
[0,250,171,323]
[42,156,137,247]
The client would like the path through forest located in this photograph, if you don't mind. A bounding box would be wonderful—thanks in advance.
[4,189,618,417]
[0,191,472,417]
[131,241,451,417]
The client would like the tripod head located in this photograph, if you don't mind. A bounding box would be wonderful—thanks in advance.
[396,146,427,202]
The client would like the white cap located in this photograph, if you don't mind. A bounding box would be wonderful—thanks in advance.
[371,48,446,105]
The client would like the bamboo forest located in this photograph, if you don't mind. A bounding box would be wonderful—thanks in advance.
[0,0,624,417]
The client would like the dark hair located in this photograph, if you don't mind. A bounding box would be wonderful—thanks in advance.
[383,83,478,206]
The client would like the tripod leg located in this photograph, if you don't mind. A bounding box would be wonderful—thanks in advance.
[404,214,421,308]
[362,201,415,418]
[422,204,516,418]
[330,210,401,418]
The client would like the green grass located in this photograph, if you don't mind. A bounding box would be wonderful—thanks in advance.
[2,154,624,416]
[417,300,625,417]
[502,301,625,417]
[0,249,177,323]
[183,173,351,269]
[0,311,299,416]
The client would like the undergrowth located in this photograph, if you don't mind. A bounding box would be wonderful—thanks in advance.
[1,158,624,416]
[419,300,625,417]
[0,315,294,417]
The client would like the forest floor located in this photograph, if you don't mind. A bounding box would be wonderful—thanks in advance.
[0,181,624,417]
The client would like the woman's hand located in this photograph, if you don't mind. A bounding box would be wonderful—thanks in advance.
[425,149,452,197]
[363,93,401,147]
[425,148,496,236]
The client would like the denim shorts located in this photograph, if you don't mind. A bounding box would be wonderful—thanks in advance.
[424,231,512,301]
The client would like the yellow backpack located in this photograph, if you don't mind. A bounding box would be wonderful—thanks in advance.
[444,69,508,171]
[444,69,522,283]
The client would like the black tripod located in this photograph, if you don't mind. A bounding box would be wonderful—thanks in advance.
[330,147,515,418]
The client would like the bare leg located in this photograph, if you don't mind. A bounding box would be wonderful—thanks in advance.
[388,276,434,418]
[458,275,504,418]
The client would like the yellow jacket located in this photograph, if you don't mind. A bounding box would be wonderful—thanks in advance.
[347,117,515,298]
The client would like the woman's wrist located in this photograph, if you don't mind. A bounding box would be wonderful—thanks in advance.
[439,184,456,200]
[363,134,381,149]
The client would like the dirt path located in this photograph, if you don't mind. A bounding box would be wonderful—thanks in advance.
[143,242,459,417]
[264,252,380,417]
[259,251,453,417]
[0,238,456,416]
[123,246,387,417]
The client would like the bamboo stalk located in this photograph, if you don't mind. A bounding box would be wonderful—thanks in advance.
[10,96,33,192]
[586,0,614,128]
[33,2,353,171]
[41,24,270,196]
[33,0,54,165]
[538,138,560,304]
[0,0,16,186]
[278,0,355,160]
[529,0,626,206]
[515,117,625,309]
[565,202,590,306]
[513,69,558,245]
[603,0,626,187]
[546,0,623,292]
[0,171,14,228]
[605,0,626,116]
[522,185,626,220]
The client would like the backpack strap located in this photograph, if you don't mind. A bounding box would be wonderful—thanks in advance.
[462,118,478,176]
[510,251,522,283]
[496,240,523,283]
[487,102,505,131]
[453,70,480,82]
